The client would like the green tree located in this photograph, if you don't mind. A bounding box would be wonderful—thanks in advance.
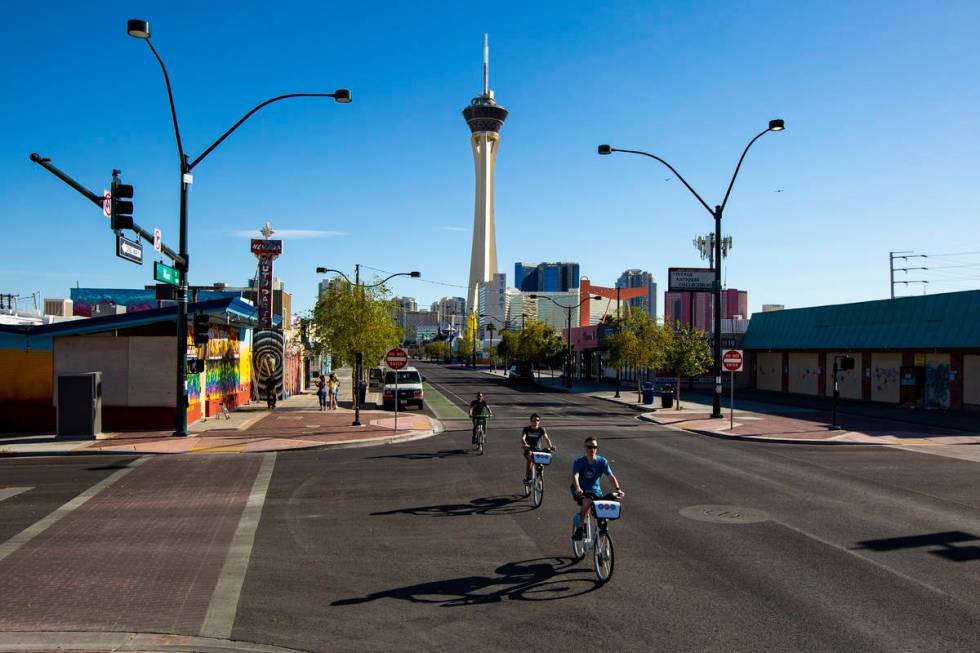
[663,322,712,409]
[311,281,402,381]
[424,340,450,362]
[606,310,667,401]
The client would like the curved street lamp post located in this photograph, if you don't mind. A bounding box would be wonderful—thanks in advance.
[598,119,784,417]
[315,266,420,426]
[529,294,603,387]
[129,19,352,436]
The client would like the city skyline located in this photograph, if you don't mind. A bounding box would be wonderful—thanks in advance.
[3,3,979,318]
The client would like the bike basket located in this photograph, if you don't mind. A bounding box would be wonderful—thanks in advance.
[593,500,622,520]
[531,451,552,465]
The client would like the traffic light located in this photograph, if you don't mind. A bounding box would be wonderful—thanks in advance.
[193,313,210,345]
[110,178,134,231]
[839,356,855,371]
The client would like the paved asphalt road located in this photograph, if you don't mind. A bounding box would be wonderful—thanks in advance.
[1,361,978,652]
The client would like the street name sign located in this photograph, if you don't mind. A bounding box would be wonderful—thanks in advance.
[154,261,179,286]
[668,267,715,292]
[385,347,409,370]
[116,234,143,265]
[723,349,744,372]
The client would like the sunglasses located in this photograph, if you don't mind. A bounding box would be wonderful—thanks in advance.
[585,444,598,449]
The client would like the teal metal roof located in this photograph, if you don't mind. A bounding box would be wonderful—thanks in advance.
[741,290,980,351]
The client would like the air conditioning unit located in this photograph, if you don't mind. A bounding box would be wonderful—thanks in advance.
[44,298,73,317]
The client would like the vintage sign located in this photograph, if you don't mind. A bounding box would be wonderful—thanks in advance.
[668,267,715,293]
[251,238,283,330]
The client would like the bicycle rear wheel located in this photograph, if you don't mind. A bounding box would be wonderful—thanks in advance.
[532,475,544,508]
[594,529,615,583]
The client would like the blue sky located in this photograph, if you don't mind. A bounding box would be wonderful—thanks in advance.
[3,1,979,317]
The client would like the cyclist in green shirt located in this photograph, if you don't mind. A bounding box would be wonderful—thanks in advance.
[468,392,493,444]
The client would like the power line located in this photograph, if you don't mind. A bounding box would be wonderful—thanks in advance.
[359,265,467,289]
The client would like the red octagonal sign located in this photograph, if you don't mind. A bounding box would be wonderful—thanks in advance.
[385,347,409,370]
[722,349,744,372]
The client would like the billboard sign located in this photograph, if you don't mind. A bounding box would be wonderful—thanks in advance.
[668,267,715,292]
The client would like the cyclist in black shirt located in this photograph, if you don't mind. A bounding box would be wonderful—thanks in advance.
[521,413,555,482]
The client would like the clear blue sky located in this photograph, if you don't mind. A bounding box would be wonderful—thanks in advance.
[3,1,979,317]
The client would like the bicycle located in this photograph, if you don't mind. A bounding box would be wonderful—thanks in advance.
[472,413,490,455]
[523,447,556,508]
[571,491,624,583]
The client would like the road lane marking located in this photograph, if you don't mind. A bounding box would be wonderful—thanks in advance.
[423,383,468,420]
[200,452,277,639]
[0,457,148,564]
[0,487,32,504]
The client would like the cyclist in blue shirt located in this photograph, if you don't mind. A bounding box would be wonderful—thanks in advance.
[570,436,624,540]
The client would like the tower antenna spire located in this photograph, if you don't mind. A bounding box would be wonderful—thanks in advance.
[483,33,489,96]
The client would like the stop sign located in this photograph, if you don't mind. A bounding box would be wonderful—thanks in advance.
[385,347,409,370]
[722,349,744,372]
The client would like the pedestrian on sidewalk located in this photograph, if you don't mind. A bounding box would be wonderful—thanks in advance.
[316,375,328,411]
[266,384,277,411]
[328,372,339,410]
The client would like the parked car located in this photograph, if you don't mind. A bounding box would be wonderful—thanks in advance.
[508,364,535,383]
[382,367,425,410]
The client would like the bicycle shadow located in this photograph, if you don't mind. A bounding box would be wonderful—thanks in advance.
[332,557,599,607]
[370,495,533,517]
[365,449,470,461]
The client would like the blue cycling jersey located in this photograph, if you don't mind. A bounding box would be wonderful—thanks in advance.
[570,455,612,496]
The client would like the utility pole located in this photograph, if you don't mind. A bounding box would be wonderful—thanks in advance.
[890,251,928,299]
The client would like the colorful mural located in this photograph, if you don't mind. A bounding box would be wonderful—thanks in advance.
[69,288,239,317]
[253,329,284,400]
[187,323,251,420]
[0,332,55,432]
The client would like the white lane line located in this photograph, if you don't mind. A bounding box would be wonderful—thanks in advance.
[0,457,148,564]
[0,487,33,503]
[200,452,277,639]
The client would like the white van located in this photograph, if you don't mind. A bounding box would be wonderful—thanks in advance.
[382,366,425,410]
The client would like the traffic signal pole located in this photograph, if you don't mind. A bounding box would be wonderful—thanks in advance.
[28,154,185,267]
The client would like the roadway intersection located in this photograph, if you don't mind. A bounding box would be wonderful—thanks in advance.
[0,361,978,652]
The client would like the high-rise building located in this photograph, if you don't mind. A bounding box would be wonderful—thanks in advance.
[392,296,417,313]
[664,288,748,331]
[529,290,580,332]
[762,304,785,312]
[616,269,658,317]
[514,262,580,292]
[431,296,467,326]
[464,34,508,315]
[477,273,508,337]
[318,277,347,298]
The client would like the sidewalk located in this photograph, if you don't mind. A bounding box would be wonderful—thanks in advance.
[0,380,440,457]
[484,368,980,446]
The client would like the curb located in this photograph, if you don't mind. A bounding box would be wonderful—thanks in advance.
[0,630,310,653]
[0,419,444,458]
[636,412,949,446]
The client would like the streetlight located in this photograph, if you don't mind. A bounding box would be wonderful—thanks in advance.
[130,18,352,436]
[480,314,507,371]
[529,294,602,387]
[598,119,784,417]
[315,265,419,426]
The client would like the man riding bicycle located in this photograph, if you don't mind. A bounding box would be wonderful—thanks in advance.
[522,413,555,483]
[468,392,493,444]
[570,436,624,540]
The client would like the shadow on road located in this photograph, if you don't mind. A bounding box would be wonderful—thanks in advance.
[332,557,599,606]
[371,495,533,517]
[366,448,471,461]
[854,531,980,562]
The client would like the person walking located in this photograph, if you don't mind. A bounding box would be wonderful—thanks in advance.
[316,375,328,411]
[328,372,340,410]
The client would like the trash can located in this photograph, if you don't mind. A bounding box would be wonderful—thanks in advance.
[641,381,656,405]
[659,384,674,409]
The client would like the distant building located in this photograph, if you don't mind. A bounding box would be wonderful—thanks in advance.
[514,262,580,292]
[527,290,580,332]
[616,269,658,317]
[477,273,509,337]
[401,310,439,343]
[392,296,417,312]
[664,288,748,332]
[44,298,73,317]
[318,277,347,297]
[762,304,785,312]
[431,296,466,324]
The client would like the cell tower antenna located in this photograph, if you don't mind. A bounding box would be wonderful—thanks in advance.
[483,33,489,96]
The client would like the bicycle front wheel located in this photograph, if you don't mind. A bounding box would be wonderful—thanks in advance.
[532,475,544,508]
[478,428,485,456]
[594,529,615,583]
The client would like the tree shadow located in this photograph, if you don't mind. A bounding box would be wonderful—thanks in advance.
[332,556,598,607]
[366,448,470,461]
[370,495,533,518]
[854,531,980,562]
